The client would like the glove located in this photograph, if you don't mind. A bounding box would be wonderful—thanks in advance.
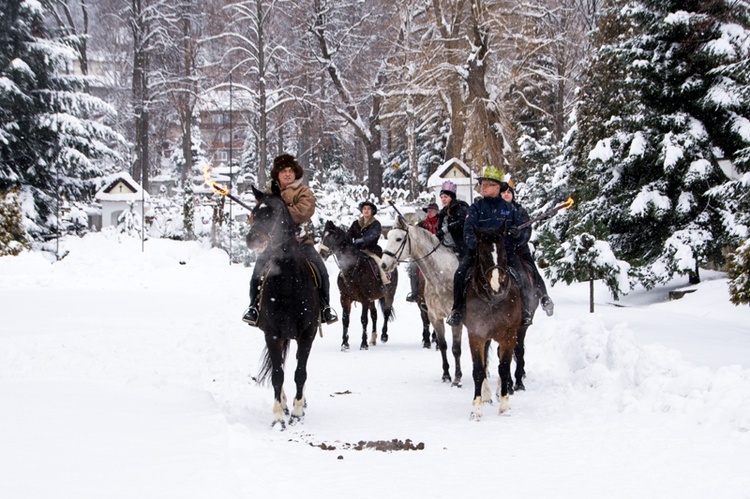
[507,226,521,239]
[353,238,365,248]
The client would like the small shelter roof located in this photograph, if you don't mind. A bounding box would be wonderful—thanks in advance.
[95,171,150,202]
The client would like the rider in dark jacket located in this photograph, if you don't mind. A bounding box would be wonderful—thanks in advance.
[446,166,533,327]
[347,201,383,257]
[436,180,470,258]
[502,185,554,316]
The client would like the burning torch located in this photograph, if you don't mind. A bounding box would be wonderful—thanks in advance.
[518,197,574,229]
[203,165,255,212]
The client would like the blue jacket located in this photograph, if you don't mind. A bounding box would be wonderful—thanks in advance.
[463,196,523,253]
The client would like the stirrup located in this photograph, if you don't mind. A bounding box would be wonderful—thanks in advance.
[322,307,338,325]
[521,316,533,326]
[242,306,259,326]
[405,292,417,302]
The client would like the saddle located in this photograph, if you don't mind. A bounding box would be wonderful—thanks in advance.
[362,250,391,286]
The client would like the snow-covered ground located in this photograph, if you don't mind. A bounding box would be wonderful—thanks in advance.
[1,231,748,498]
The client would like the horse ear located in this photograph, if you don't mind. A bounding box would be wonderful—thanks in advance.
[251,184,264,200]
[397,217,407,230]
[270,180,281,196]
[324,220,334,230]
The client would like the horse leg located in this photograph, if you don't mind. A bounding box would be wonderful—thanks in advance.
[468,336,488,421]
[369,302,378,347]
[379,298,389,344]
[450,324,463,387]
[266,337,287,429]
[497,340,515,414]
[289,332,314,425]
[514,325,528,391]
[433,321,452,383]
[421,309,431,349]
[341,298,352,351]
[360,303,369,350]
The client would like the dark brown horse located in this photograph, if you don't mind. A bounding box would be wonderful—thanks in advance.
[246,186,320,429]
[319,221,398,351]
[464,225,522,420]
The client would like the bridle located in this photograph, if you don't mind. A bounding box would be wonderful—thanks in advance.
[383,226,444,264]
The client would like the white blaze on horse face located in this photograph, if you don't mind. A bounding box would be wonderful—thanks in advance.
[490,244,501,292]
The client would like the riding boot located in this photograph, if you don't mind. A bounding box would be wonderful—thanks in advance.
[305,243,338,325]
[242,272,261,327]
[406,262,419,302]
[446,276,465,326]
[319,269,338,325]
[446,256,471,326]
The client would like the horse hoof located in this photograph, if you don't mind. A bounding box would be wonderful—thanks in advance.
[422,340,431,349]
[360,342,369,350]
[341,343,350,352]
[514,381,526,391]
[451,380,462,388]
[288,415,303,426]
[442,375,451,383]
[381,333,388,343]
[271,419,286,431]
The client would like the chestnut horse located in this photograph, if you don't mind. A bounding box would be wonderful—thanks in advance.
[246,186,320,429]
[464,225,522,420]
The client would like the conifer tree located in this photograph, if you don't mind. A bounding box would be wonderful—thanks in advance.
[0,0,122,239]
[562,0,750,288]
[0,189,29,256]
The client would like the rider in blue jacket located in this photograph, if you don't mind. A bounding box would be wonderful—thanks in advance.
[446,166,533,327]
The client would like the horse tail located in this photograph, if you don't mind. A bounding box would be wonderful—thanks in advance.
[379,296,396,322]
[255,341,290,386]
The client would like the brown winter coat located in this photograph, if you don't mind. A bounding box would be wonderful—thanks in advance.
[278,177,315,244]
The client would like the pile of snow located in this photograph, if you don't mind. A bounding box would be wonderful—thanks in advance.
[1,232,749,498]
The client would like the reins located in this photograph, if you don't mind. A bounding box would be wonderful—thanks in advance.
[383,226,443,264]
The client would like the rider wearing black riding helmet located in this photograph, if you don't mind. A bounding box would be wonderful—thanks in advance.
[242,154,338,326]
[501,183,554,316]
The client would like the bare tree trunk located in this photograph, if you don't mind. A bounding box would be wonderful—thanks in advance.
[131,0,150,191]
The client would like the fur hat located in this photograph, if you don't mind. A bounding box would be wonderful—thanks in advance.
[440,180,457,199]
[358,200,378,215]
[477,166,505,184]
[422,202,439,213]
[270,154,304,182]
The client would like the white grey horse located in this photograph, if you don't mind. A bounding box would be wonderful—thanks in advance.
[381,218,463,386]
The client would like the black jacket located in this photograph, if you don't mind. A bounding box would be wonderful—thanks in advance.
[437,199,469,257]
[347,217,383,258]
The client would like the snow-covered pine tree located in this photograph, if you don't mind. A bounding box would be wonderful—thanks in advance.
[0,0,122,240]
[728,237,750,305]
[563,0,750,289]
[0,188,29,256]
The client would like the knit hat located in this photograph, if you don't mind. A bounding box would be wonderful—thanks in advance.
[477,166,505,184]
[270,154,304,182]
[422,202,439,213]
[358,200,378,215]
[440,180,457,199]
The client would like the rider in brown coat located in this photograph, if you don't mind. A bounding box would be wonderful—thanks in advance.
[243,154,338,326]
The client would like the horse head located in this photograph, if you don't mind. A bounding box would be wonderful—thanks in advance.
[245,185,294,255]
[473,224,509,294]
[381,225,410,272]
[319,220,348,261]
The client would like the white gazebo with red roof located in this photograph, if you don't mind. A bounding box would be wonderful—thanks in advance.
[95,172,150,228]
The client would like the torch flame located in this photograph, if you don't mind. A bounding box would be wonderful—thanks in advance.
[561,197,574,209]
[202,164,229,196]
